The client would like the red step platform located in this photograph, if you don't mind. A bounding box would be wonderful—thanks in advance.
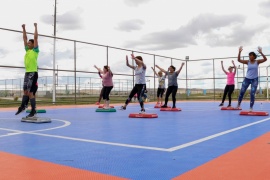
[129,113,158,118]
[160,108,181,111]
[240,111,269,116]
[98,105,114,108]
[154,105,171,108]
[221,107,242,110]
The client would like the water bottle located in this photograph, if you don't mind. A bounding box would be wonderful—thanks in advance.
[260,102,263,111]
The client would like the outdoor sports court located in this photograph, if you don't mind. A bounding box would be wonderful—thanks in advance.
[1,101,270,180]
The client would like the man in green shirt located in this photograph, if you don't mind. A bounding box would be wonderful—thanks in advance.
[15,23,39,118]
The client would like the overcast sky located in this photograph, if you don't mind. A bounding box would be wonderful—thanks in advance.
[0,0,270,89]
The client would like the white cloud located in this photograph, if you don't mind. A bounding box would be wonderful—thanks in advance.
[41,8,84,31]
[116,19,144,32]
[124,0,152,7]
[258,0,270,17]
[124,13,247,50]
[0,48,8,58]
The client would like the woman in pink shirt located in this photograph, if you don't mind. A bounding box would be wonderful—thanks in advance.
[94,65,113,109]
[219,60,236,107]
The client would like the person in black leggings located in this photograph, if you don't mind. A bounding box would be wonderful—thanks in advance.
[155,63,185,108]
[120,54,147,113]
[219,60,236,107]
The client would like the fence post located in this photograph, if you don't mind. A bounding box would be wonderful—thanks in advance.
[185,56,189,100]
[153,55,156,101]
[213,59,215,101]
[74,41,77,104]
[106,46,109,66]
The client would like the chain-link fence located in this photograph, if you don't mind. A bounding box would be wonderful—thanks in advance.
[0,27,269,106]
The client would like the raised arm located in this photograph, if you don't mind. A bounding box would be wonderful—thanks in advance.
[126,55,135,70]
[151,67,159,76]
[22,24,27,47]
[33,23,38,48]
[238,46,248,64]
[257,46,267,64]
[94,65,104,74]
[131,54,146,69]
[221,61,227,74]
[232,60,236,74]
[155,65,167,73]
[176,62,185,75]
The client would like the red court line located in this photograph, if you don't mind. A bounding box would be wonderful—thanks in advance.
[0,151,128,180]
[174,132,270,180]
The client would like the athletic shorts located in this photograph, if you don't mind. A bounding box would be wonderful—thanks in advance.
[157,88,165,98]
[23,72,38,95]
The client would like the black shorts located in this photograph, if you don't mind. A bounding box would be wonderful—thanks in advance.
[157,88,165,98]
[23,72,38,95]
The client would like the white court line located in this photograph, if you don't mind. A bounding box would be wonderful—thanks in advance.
[1,117,270,152]
[23,132,170,152]
[0,119,71,137]
[167,117,270,152]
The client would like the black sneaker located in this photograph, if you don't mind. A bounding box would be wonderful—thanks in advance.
[119,106,126,110]
[15,107,25,115]
[26,110,37,118]
[161,105,167,108]
[140,108,145,114]
[172,106,176,109]
[219,103,224,107]
[227,104,231,107]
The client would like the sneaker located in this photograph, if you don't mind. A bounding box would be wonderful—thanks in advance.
[219,103,224,107]
[95,102,100,105]
[161,105,168,108]
[172,106,176,109]
[15,107,25,115]
[227,105,231,108]
[140,108,145,114]
[249,108,253,112]
[119,106,126,110]
[26,110,37,118]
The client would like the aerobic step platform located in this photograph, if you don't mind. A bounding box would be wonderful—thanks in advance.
[96,108,116,112]
[26,109,46,113]
[154,105,171,108]
[129,113,158,118]
[239,111,269,116]
[21,117,51,123]
[221,107,242,110]
[98,105,115,108]
[160,108,181,111]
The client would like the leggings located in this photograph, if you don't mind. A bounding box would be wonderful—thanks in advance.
[98,86,104,102]
[238,77,258,108]
[157,88,165,98]
[164,86,178,107]
[102,86,113,101]
[125,84,146,109]
[221,85,235,105]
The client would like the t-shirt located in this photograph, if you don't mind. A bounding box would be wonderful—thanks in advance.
[102,72,113,86]
[135,66,146,84]
[158,75,166,89]
[246,61,258,79]
[166,71,179,86]
[226,72,236,85]
[24,46,39,72]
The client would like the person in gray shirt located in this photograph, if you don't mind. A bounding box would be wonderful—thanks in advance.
[155,63,185,108]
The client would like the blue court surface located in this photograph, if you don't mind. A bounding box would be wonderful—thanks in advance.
[1,102,270,179]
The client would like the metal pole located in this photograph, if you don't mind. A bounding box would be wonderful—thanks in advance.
[171,58,173,65]
[153,55,156,101]
[267,66,269,100]
[185,58,188,99]
[74,41,77,104]
[132,51,134,87]
[52,0,57,104]
[106,46,109,66]
[213,59,215,100]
